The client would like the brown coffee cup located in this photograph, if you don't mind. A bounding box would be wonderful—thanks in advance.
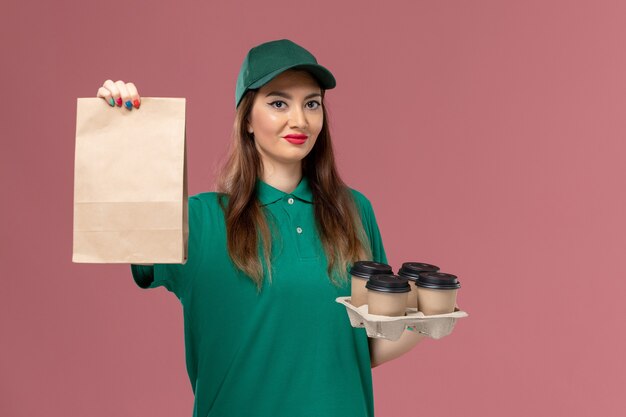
[397,262,440,309]
[365,274,410,316]
[349,261,393,307]
[415,272,461,315]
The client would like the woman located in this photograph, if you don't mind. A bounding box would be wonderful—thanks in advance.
[97,39,425,417]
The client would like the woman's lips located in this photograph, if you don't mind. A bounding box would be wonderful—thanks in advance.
[283,134,308,145]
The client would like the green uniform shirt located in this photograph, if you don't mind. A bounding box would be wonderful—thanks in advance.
[131,176,388,417]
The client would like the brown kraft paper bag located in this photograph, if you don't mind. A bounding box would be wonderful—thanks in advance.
[72,97,188,264]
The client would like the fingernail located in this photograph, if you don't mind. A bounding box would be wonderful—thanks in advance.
[116,97,123,107]
[125,100,133,110]
[108,97,115,106]
[133,99,140,109]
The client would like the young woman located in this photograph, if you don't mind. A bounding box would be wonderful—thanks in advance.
[97,39,425,417]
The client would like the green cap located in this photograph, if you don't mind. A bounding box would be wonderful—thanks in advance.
[235,39,336,108]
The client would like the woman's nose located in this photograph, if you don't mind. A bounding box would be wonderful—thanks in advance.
[288,106,307,128]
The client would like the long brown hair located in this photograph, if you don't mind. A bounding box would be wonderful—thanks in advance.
[216,79,372,291]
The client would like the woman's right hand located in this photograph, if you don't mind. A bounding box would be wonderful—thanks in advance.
[96,79,141,110]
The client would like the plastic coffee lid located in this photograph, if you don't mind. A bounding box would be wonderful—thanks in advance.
[349,261,393,279]
[365,274,410,293]
[416,272,461,289]
[397,262,440,281]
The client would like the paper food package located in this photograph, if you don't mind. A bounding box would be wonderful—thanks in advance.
[72,97,188,264]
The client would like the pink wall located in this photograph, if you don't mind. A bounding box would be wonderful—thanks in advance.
[2,0,625,416]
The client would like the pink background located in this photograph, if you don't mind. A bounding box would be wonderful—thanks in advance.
[2,0,625,416]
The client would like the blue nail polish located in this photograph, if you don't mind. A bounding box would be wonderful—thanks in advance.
[125,100,132,109]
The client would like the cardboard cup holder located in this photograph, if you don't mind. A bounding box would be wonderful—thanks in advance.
[335,296,468,341]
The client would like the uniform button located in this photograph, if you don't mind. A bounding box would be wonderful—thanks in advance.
[296,227,303,234]
[288,198,294,205]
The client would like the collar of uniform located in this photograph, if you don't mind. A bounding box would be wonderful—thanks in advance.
[256,176,313,206]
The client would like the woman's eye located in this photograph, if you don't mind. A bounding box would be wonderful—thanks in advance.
[269,101,286,109]
[306,100,321,109]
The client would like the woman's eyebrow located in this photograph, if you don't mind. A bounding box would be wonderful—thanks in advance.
[265,91,322,100]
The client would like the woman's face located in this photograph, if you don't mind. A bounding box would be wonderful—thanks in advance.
[247,70,323,172]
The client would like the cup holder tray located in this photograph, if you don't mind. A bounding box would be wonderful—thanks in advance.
[336,296,468,341]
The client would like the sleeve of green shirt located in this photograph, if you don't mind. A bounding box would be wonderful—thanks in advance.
[350,189,388,265]
[130,195,205,297]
